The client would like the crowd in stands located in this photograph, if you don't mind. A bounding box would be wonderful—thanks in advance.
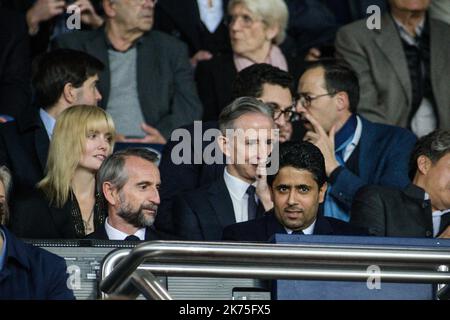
[0,0,449,299]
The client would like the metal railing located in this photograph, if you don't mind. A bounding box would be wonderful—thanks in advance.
[100,240,450,300]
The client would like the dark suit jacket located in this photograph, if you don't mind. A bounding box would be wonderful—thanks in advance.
[54,28,203,139]
[336,13,450,129]
[172,176,266,241]
[0,110,49,213]
[328,116,417,212]
[0,226,75,299]
[85,223,178,241]
[0,8,31,118]
[155,121,225,233]
[154,0,231,57]
[350,184,449,238]
[222,210,366,242]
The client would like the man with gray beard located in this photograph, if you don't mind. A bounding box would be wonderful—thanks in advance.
[87,148,175,241]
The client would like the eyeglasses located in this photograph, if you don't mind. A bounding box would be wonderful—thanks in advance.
[297,92,337,108]
[227,13,263,28]
[267,102,297,122]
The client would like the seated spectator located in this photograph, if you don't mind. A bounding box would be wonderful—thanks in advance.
[10,105,115,239]
[154,0,232,67]
[296,59,417,222]
[0,166,74,299]
[335,0,450,136]
[171,97,275,240]
[0,7,31,121]
[287,0,387,61]
[351,130,450,238]
[55,0,202,143]
[196,0,305,121]
[0,49,104,215]
[2,0,104,57]
[155,63,301,234]
[222,141,365,242]
[87,148,175,240]
[430,0,450,25]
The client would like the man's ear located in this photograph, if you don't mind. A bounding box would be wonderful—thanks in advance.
[217,135,231,158]
[103,0,117,18]
[318,182,327,204]
[336,92,349,112]
[102,182,118,206]
[62,82,76,104]
[417,155,432,176]
[265,24,279,43]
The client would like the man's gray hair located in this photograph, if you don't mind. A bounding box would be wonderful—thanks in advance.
[0,166,12,225]
[218,96,274,134]
[96,148,159,194]
[408,130,450,179]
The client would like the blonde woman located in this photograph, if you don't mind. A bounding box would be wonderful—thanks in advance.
[10,105,115,239]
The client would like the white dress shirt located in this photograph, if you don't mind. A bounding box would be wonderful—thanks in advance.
[285,220,316,235]
[104,218,146,240]
[197,0,224,33]
[425,193,450,237]
[223,168,257,223]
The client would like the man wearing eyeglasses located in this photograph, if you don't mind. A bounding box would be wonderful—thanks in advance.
[54,0,202,144]
[296,59,417,222]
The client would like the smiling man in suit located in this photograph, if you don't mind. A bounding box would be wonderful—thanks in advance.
[335,0,450,137]
[222,141,364,242]
[55,0,203,144]
[172,97,276,241]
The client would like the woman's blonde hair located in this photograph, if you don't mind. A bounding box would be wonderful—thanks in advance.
[228,0,289,45]
[38,105,116,207]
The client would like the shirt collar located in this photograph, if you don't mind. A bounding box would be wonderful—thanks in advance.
[223,167,255,200]
[104,218,146,241]
[285,220,316,235]
[39,108,56,139]
[335,114,357,148]
[393,15,425,45]
[104,27,143,52]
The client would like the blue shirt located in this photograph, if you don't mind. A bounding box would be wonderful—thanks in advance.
[0,229,6,271]
[39,108,56,139]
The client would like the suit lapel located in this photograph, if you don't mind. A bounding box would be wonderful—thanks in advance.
[34,123,50,172]
[312,215,334,235]
[430,18,450,122]
[137,33,159,124]
[265,212,286,238]
[374,14,411,105]
[208,178,236,229]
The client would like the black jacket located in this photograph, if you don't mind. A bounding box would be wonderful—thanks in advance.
[222,210,366,242]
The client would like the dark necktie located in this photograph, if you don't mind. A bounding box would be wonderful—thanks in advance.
[246,185,257,220]
[439,212,450,235]
[291,230,304,235]
[124,235,141,241]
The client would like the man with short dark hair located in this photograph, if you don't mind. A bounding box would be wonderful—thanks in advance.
[87,148,174,240]
[296,59,417,222]
[222,141,364,241]
[351,130,450,238]
[0,48,104,214]
[0,166,74,299]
